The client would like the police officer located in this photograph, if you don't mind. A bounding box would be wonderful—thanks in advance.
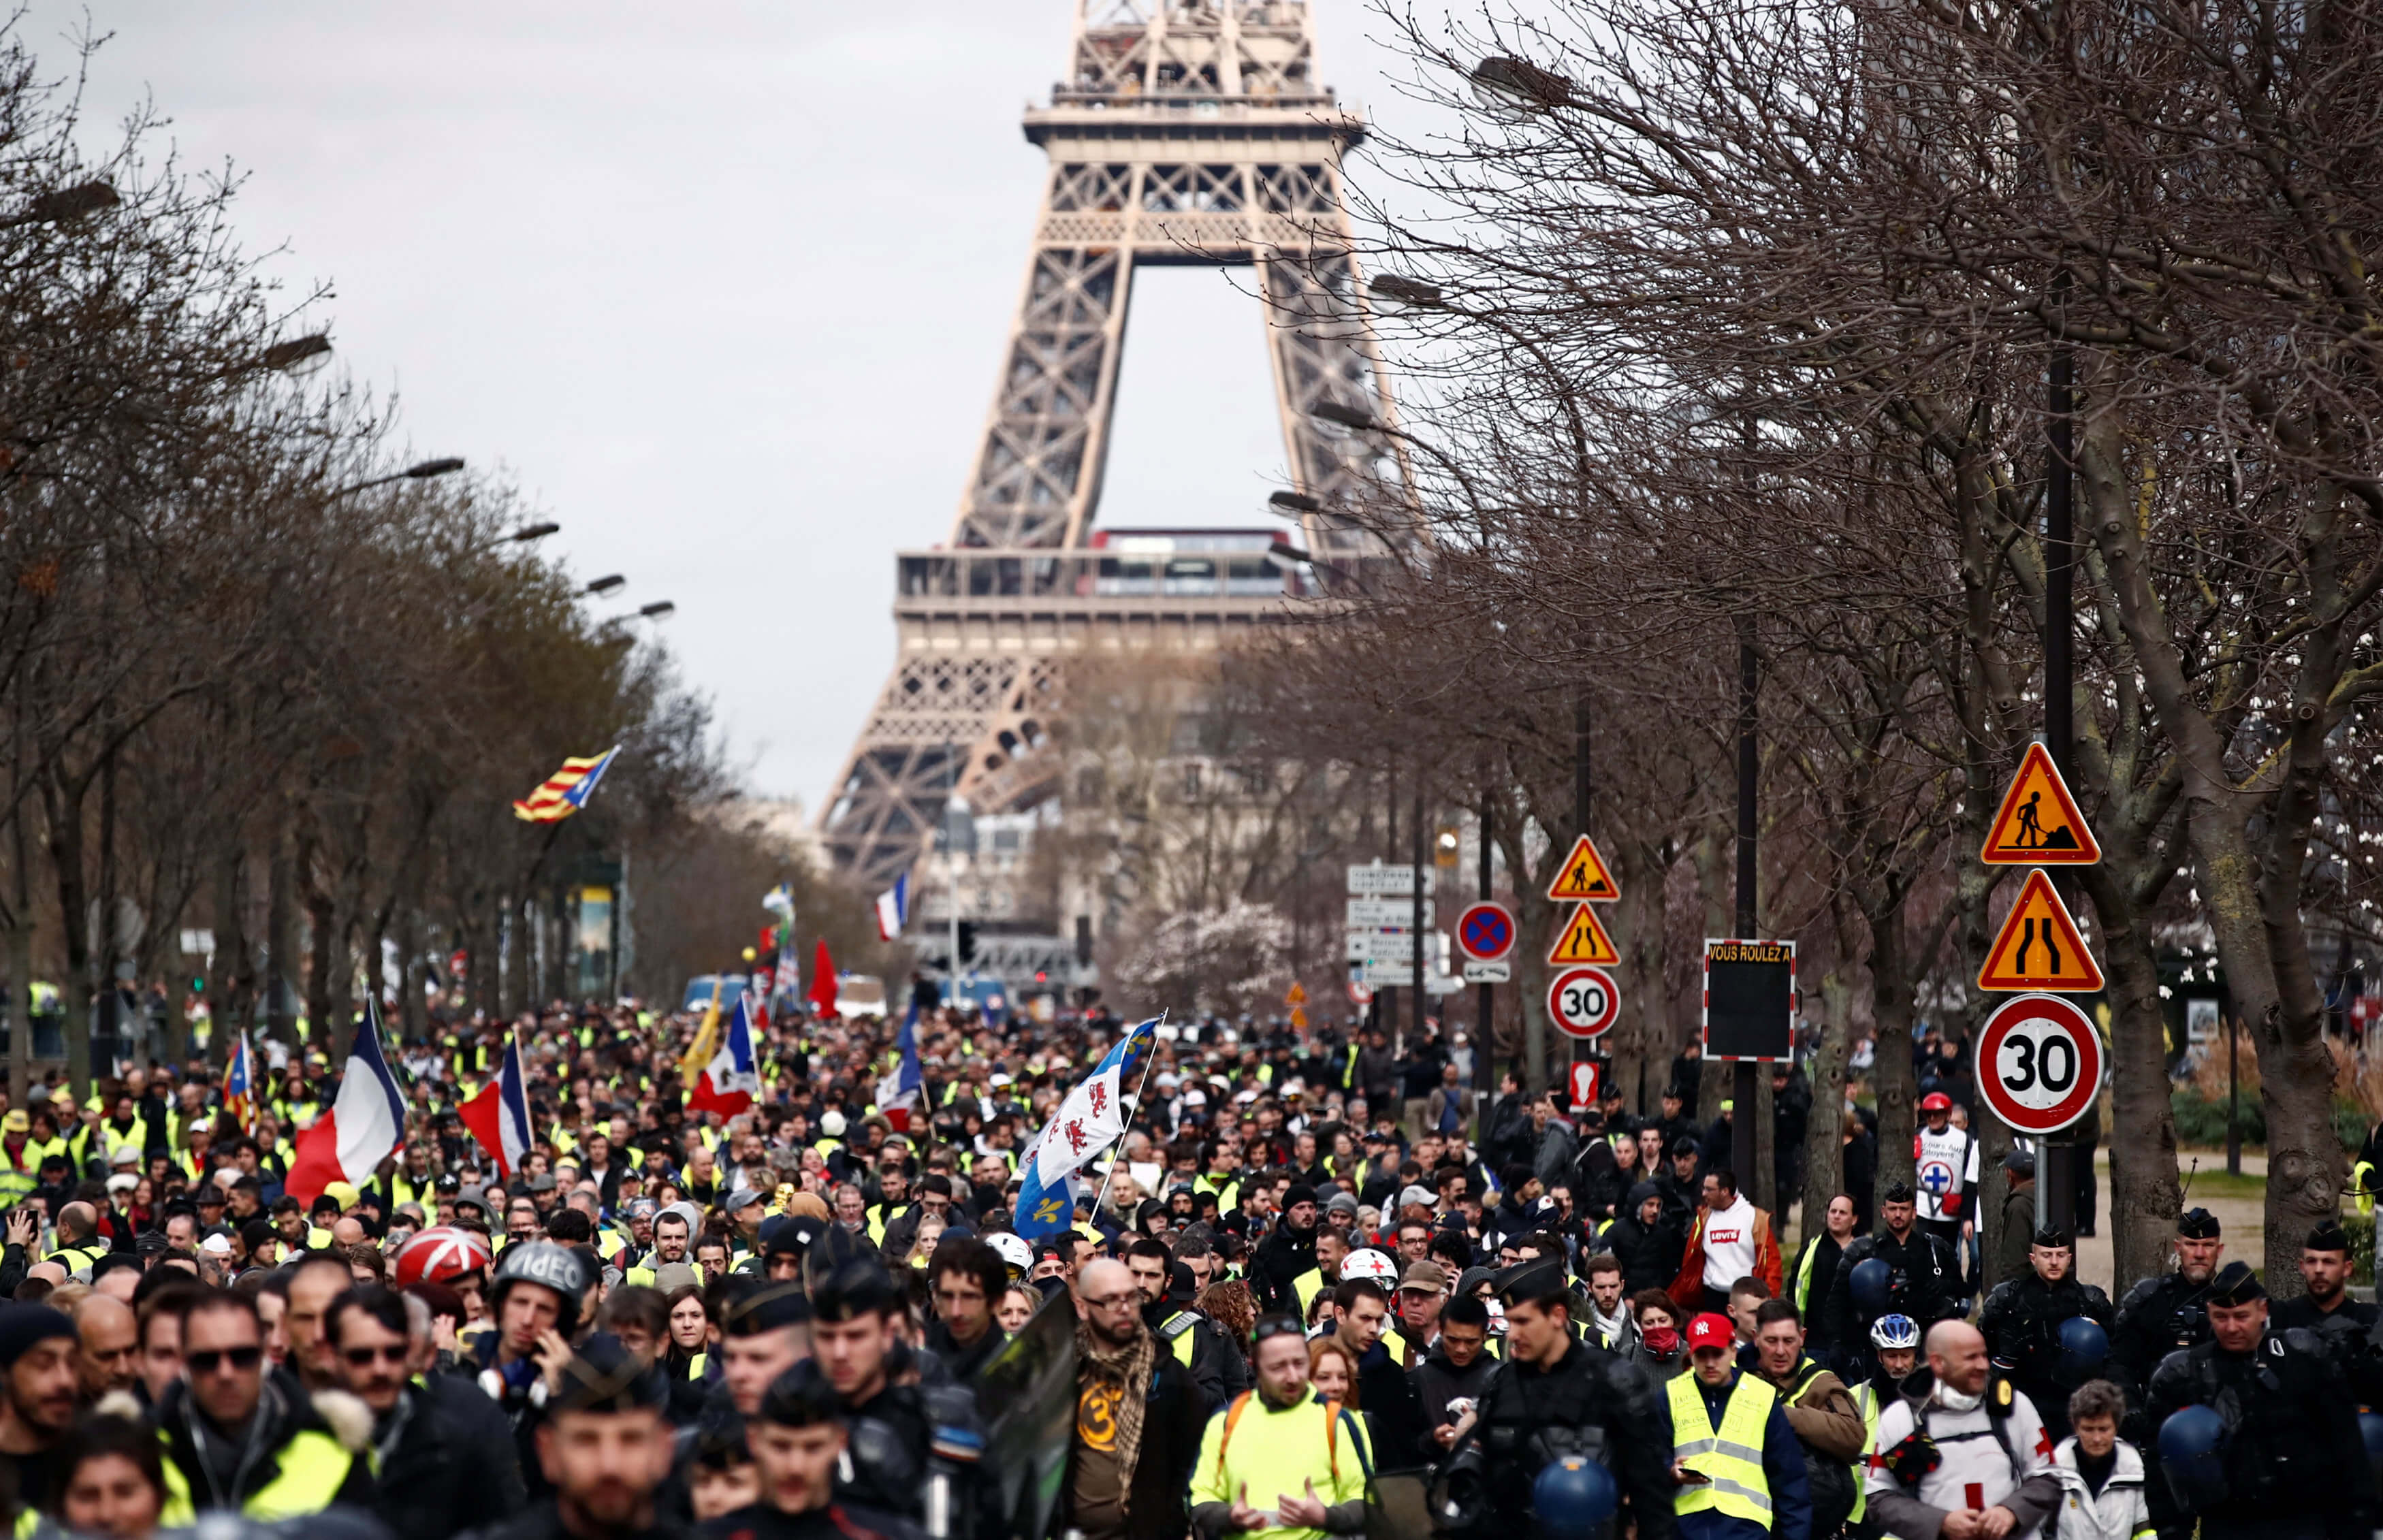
[810,1260,987,1537]
[2109,1208,2223,1401]
[1439,1260,1679,1540]
[1977,1225,2113,1443]
[2141,1262,2372,1540]
[1821,1183,1964,1380]
[2270,1221,2383,1398]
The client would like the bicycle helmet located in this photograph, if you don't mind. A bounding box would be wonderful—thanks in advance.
[1340,1248,1399,1283]
[1869,1313,1921,1351]
[488,1240,591,1336]
[391,1225,494,1290]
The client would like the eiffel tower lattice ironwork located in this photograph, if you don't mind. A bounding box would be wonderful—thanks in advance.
[818,0,1409,895]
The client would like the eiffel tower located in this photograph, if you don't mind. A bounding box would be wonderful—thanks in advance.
[818,0,1408,936]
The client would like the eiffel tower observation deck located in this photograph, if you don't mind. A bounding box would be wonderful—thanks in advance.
[818,1,1411,964]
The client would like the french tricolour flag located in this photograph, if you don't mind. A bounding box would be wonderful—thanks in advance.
[285,1000,407,1205]
[688,992,761,1118]
[459,1031,534,1180]
[874,874,908,941]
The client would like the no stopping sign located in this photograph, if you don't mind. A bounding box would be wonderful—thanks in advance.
[1974,993,2104,1134]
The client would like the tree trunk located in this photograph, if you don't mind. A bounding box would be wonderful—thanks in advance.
[1802,971,1851,1234]
[1869,901,1919,1199]
[264,814,294,1046]
[42,765,93,1103]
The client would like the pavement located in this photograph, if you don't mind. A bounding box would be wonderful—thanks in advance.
[2073,1147,2265,1292]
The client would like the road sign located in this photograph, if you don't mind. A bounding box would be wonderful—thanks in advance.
[1347,980,1372,1005]
[1461,960,1512,983]
[1286,982,1307,1006]
[1547,902,1620,965]
[1982,743,2100,865]
[1978,868,2102,991]
[1456,901,1518,963]
[1347,930,1416,963]
[1345,898,1411,928]
[1548,967,1620,1038]
[1361,960,1429,986]
[1289,1006,1309,1029]
[1568,1058,1604,1110]
[1703,939,1795,1061]
[1974,993,2105,1134]
[1349,863,1434,897]
[1546,834,1622,901]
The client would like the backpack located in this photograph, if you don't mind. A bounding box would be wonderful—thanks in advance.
[1211,1390,1373,1488]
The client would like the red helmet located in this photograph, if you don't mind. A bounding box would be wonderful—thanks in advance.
[1919,1092,1953,1112]
[392,1225,494,1289]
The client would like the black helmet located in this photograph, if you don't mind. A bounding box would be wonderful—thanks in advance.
[489,1240,590,1336]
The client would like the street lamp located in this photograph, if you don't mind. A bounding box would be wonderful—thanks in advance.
[1469,56,1574,118]
[1268,539,1315,566]
[325,457,466,501]
[1268,490,1322,517]
[583,574,626,597]
[1311,398,1379,437]
[637,600,675,619]
[260,334,334,377]
[467,521,560,556]
[1,180,118,229]
[1367,274,1445,312]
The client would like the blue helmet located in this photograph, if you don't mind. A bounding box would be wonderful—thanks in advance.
[2156,1405,2229,1513]
[2056,1317,2108,1382]
[1533,1455,1619,1537]
[2359,1409,2383,1459]
[1849,1257,1894,1316]
[1869,1313,1921,1351]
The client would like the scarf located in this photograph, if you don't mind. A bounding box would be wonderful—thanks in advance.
[1642,1324,1681,1358]
[1077,1319,1157,1517]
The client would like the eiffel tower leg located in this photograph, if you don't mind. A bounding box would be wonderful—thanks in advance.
[1256,244,1413,561]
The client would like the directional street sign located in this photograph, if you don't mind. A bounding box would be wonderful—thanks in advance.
[1546,901,1620,965]
[1974,993,2105,1134]
[1456,901,1518,963]
[1345,898,1411,929]
[1547,966,1620,1038]
[1978,868,2102,992]
[1348,863,1435,897]
[1461,960,1512,983]
[1982,743,2101,865]
[1347,930,1416,963]
[1546,834,1622,901]
[1360,960,1428,986]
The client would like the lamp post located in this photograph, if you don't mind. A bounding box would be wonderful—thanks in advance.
[325,457,465,502]
[2041,290,2079,1232]
[583,575,626,598]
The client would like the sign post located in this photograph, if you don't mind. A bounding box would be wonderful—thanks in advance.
[1979,738,2102,1236]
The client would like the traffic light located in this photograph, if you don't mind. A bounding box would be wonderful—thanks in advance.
[956,922,979,966]
[1435,824,1462,867]
[189,976,205,994]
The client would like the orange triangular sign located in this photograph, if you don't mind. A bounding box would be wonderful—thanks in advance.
[1546,901,1620,965]
[1977,869,2103,991]
[1546,834,1622,901]
[1981,743,2100,865]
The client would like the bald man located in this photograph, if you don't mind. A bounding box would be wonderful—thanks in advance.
[73,1296,137,1400]
[1866,1321,2058,1540]
[44,1202,103,1274]
[1068,1260,1206,1540]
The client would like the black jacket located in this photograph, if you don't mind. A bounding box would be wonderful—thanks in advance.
[153,1373,377,1518]
[1409,1343,1499,1464]
[2109,1270,2217,1402]
[1600,1186,1686,1296]
[1820,1225,1964,1377]
[1461,1336,1678,1540]
[1249,1221,1317,1313]
[1061,1341,1209,1540]
[2142,1326,2373,1540]
[372,1372,530,1540]
[1977,1272,2113,1439]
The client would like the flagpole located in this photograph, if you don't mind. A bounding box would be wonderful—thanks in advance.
[1092,1013,1166,1226]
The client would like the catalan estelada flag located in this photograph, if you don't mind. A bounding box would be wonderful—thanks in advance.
[513,745,620,822]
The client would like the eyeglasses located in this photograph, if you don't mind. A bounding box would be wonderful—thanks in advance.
[1081,1291,1138,1310]
[340,1344,410,1368]
[187,1346,263,1375]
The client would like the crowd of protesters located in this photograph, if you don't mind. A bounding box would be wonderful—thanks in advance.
[0,989,2365,1540]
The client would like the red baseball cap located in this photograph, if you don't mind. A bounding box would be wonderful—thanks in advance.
[1686,1313,1735,1352]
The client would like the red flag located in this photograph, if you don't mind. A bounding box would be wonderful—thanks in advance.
[806,939,838,1017]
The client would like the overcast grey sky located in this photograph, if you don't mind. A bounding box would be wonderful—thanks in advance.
[31,1,1467,811]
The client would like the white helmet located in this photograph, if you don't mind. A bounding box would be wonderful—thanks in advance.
[1341,1248,1398,1283]
[820,1110,848,1138]
[989,1232,1033,1279]
[1485,1298,1508,1336]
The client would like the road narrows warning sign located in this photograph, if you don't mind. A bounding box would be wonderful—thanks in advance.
[1546,834,1622,902]
[1977,867,2103,991]
[1546,901,1620,965]
[1981,742,2101,865]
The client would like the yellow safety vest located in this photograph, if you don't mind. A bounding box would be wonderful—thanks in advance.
[44,1243,105,1274]
[157,1427,355,1526]
[1849,1382,1883,1524]
[1159,1310,1202,1368]
[1793,1240,1824,1315]
[1668,1372,1777,1528]
[1292,1268,1326,1320]
[1190,1391,1371,1540]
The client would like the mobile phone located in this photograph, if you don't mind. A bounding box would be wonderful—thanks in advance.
[1679,1470,1712,1486]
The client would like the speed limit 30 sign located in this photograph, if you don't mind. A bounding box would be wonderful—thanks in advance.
[1548,967,1620,1040]
[1974,993,2104,1134]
